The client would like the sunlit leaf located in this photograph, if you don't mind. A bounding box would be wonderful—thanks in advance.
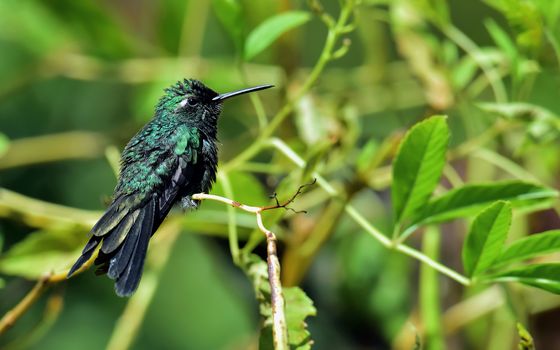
[489,263,560,294]
[495,230,560,267]
[0,229,86,279]
[244,11,311,60]
[409,181,558,228]
[463,201,511,277]
[392,116,449,226]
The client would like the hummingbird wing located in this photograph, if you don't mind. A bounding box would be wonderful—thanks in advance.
[68,126,201,297]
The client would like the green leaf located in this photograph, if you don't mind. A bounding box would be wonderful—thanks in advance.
[244,254,315,349]
[462,201,512,277]
[485,19,518,63]
[0,229,86,278]
[244,11,311,60]
[301,140,331,182]
[392,116,449,226]
[212,0,245,52]
[410,181,558,228]
[0,133,9,158]
[284,287,316,349]
[495,230,560,267]
[489,263,560,294]
[478,102,560,143]
[356,139,379,173]
[517,323,535,350]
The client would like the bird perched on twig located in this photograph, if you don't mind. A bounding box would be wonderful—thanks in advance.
[67,79,273,296]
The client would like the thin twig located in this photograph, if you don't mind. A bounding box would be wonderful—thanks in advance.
[192,188,310,350]
[0,250,96,335]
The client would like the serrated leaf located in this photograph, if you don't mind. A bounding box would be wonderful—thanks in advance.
[495,230,560,267]
[489,263,560,294]
[392,116,449,226]
[463,201,512,277]
[284,287,316,349]
[0,229,86,278]
[409,181,558,228]
[244,11,311,60]
[212,0,245,51]
[244,254,315,349]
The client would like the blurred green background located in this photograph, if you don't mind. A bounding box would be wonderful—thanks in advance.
[1,0,560,349]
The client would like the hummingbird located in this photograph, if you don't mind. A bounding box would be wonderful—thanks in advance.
[67,79,273,297]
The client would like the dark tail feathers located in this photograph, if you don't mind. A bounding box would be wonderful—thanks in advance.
[68,196,156,297]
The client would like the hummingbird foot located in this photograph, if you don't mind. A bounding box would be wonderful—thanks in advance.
[181,196,199,210]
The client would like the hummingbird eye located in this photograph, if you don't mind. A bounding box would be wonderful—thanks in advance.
[179,97,198,109]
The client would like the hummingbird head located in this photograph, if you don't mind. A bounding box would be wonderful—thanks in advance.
[157,79,273,129]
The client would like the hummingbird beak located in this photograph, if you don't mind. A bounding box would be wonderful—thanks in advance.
[212,84,274,102]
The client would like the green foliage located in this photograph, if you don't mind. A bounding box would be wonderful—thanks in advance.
[496,230,560,266]
[0,229,86,278]
[212,0,245,52]
[244,11,311,60]
[0,133,9,158]
[392,116,449,228]
[409,181,558,228]
[1,0,560,349]
[478,102,560,143]
[244,255,316,350]
[489,263,560,294]
[462,201,512,278]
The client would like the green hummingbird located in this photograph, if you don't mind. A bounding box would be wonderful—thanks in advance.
[67,79,273,296]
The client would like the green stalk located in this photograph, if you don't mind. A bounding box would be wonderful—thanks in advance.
[420,227,445,350]
[223,1,355,173]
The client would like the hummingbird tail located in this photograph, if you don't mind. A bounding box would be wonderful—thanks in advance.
[67,196,157,297]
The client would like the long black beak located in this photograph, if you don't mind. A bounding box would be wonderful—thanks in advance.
[212,84,274,102]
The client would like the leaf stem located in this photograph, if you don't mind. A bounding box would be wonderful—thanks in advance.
[222,1,355,173]
[218,172,241,265]
[269,137,471,286]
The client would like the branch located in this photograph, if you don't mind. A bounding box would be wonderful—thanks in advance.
[0,255,94,335]
[191,187,312,350]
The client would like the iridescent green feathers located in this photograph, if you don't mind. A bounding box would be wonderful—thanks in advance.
[68,79,272,297]
[68,80,211,297]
